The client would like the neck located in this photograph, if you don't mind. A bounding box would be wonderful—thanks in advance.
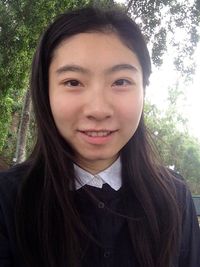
[75,156,119,174]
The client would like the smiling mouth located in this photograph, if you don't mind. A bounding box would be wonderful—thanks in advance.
[79,130,115,137]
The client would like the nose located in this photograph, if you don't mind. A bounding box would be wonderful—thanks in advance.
[83,87,113,121]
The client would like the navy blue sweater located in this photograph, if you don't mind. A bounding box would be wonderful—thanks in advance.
[0,165,200,267]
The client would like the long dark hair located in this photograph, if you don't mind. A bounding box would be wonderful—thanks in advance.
[15,6,181,267]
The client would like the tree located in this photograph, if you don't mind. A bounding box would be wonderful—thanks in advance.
[126,0,200,78]
[145,87,200,194]
[15,89,31,163]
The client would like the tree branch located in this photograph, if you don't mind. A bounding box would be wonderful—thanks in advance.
[126,0,135,13]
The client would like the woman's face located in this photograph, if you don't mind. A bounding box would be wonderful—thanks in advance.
[49,32,144,173]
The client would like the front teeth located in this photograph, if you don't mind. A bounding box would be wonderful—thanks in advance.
[84,131,111,137]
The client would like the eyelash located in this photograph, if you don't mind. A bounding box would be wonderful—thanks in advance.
[62,78,132,88]
[112,79,132,86]
[63,79,81,87]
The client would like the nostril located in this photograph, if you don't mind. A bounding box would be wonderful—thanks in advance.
[86,113,112,121]
[83,96,113,118]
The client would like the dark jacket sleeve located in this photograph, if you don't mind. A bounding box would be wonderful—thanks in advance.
[0,167,26,267]
[0,204,13,267]
[178,182,200,267]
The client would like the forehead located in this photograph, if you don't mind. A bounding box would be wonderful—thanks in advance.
[50,32,141,72]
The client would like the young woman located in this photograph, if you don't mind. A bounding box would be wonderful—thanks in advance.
[0,6,199,267]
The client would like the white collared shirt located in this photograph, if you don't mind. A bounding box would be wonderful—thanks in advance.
[74,157,122,191]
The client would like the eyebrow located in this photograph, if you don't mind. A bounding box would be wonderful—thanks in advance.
[56,65,90,75]
[106,64,138,74]
[56,63,139,75]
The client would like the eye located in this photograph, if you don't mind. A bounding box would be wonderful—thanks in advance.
[113,79,132,86]
[63,79,81,87]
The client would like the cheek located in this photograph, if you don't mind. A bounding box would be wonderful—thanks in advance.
[119,96,143,124]
[49,95,73,120]
[50,100,64,121]
[50,99,73,137]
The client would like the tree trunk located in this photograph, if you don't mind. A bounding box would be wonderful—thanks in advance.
[15,88,32,164]
[0,157,8,170]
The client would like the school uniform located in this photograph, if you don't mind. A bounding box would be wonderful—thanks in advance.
[0,159,199,266]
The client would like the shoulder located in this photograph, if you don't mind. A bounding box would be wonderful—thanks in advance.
[170,171,198,219]
[160,169,197,219]
[0,163,30,205]
[0,164,31,267]
[163,170,200,266]
[162,169,190,207]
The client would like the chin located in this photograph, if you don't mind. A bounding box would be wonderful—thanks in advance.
[80,152,118,163]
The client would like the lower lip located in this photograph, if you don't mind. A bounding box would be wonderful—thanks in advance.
[78,131,116,145]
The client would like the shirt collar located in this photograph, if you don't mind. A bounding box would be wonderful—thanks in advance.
[74,157,122,191]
